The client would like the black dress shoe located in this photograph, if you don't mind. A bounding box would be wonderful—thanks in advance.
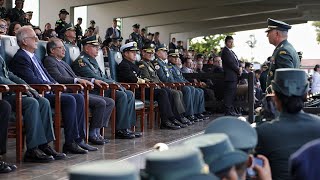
[4,162,17,171]
[198,113,210,120]
[179,117,192,125]
[24,148,54,163]
[160,121,181,130]
[127,129,143,138]
[195,114,204,121]
[89,136,105,145]
[187,115,199,122]
[78,140,98,151]
[63,142,88,154]
[172,119,188,128]
[98,135,110,144]
[115,129,135,139]
[39,144,66,160]
[0,161,12,173]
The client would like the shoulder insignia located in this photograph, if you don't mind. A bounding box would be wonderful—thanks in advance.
[279,51,287,55]
[139,64,145,68]
[155,65,160,70]
[78,59,86,67]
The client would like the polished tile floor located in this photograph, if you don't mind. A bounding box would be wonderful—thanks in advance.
[0,115,220,180]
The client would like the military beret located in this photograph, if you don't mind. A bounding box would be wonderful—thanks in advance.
[184,134,248,173]
[271,68,308,97]
[120,42,139,53]
[90,20,96,24]
[59,9,69,15]
[69,160,139,180]
[132,23,140,28]
[142,43,155,53]
[204,116,257,151]
[266,18,291,32]
[168,49,179,57]
[81,35,100,46]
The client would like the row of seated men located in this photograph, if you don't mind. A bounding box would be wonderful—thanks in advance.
[0,26,208,167]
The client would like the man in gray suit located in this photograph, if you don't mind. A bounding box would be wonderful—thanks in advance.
[43,38,115,145]
[0,55,66,162]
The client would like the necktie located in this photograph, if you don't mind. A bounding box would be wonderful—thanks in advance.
[32,55,51,82]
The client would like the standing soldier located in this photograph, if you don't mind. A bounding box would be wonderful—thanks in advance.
[265,18,300,87]
[129,23,143,49]
[75,17,83,50]
[0,0,7,19]
[55,9,69,39]
[7,0,25,23]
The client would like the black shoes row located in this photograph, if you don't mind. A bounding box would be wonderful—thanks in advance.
[0,161,17,173]
[88,135,110,145]
[160,113,210,130]
[115,129,143,139]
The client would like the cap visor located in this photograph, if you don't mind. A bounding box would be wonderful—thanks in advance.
[210,150,248,173]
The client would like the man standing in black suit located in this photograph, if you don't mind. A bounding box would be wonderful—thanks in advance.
[43,38,115,145]
[105,19,121,41]
[221,36,240,116]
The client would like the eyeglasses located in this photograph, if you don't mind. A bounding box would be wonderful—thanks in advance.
[0,24,7,29]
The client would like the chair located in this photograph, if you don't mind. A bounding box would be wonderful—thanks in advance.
[106,48,146,132]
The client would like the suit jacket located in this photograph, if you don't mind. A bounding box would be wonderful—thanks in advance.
[169,42,177,50]
[221,47,240,82]
[43,55,91,84]
[9,49,57,84]
[105,27,121,40]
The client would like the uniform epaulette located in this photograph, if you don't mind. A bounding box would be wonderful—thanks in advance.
[138,64,145,68]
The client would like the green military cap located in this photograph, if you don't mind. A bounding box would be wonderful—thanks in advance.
[168,49,179,57]
[204,116,257,151]
[142,146,211,180]
[120,42,139,52]
[59,9,69,15]
[81,35,100,46]
[271,68,308,97]
[184,133,248,174]
[142,43,155,53]
[265,18,291,32]
[155,43,168,52]
[132,23,140,29]
[69,160,139,180]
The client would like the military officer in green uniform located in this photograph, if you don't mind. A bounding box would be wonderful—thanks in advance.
[55,9,69,39]
[63,23,76,45]
[265,18,300,87]
[129,24,143,49]
[167,49,207,120]
[7,0,25,24]
[153,44,202,122]
[256,69,320,180]
[71,35,141,139]
[137,43,192,126]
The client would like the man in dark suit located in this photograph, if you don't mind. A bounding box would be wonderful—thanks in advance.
[9,26,96,154]
[105,19,121,41]
[169,37,177,50]
[0,55,66,162]
[71,35,141,139]
[43,38,115,145]
[221,35,240,116]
